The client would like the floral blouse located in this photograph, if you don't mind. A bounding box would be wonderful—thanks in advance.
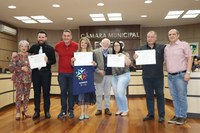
[9,53,32,83]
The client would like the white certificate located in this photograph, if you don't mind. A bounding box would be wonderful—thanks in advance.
[107,54,125,67]
[74,52,93,66]
[135,49,156,65]
[28,53,46,69]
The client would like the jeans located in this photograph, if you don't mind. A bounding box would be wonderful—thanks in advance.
[112,72,130,112]
[143,77,165,118]
[58,73,74,113]
[168,72,188,118]
[95,75,112,110]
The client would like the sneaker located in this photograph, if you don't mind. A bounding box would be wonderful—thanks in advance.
[105,108,112,115]
[95,110,102,116]
[143,114,154,121]
[79,115,84,120]
[176,118,186,125]
[57,112,67,119]
[84,114,89,119]
[168,116,178,124]
[158,117,165,123]
[69,112,74,118]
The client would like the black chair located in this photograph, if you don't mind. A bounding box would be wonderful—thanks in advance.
[0,68,2,73]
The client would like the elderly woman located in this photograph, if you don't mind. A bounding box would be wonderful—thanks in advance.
[9,40,32,121]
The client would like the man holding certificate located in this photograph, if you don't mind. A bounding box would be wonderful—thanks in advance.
[29,31,56,119]
[133,31,165,123]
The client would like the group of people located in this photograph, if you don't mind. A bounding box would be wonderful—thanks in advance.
[9,28,193,126]
[134,29,192,125]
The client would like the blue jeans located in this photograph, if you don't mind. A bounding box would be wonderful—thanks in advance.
[143,77,165,117]
[58,73,74,113]
[112,72,130,112]
[168,72,188,118]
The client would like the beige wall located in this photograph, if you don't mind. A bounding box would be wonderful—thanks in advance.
[141,23,200,55]
[0,33,17,71]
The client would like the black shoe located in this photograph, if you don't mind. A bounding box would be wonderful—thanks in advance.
[57,112,67,119]
[158,117,165,123]
[176,118,186,125]
[32,112,40,119]
[95,110,102,116]
[105,108,112,115]
[143,114,154,121]
[45,112,51,119]
[68,112,74,118]
[168,116,178,124]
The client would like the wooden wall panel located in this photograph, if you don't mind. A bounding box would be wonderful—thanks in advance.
[0,33,17,71]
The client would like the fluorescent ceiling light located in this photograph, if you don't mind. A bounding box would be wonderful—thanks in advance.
[14,16,31,20]
[144,0,152,4]
[8,5,16,9]
[90,14,104,18]
[165,10,184,19]
[97,3,104,6]
[165,15,180,19]
[108,17,122,21]
[185,10,200,14]
[22,20,38,24]
[37,19,53,23]
[31,16,47,20]
[91,18,106,21]
[52,4,60,8]
[107,13,121,17]
[167,11,184,15]
[67,17,73,20]
[182,14,199,18]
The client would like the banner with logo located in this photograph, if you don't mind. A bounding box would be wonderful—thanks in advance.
[73,66,95,95]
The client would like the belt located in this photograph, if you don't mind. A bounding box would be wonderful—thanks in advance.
[168,70,186,75]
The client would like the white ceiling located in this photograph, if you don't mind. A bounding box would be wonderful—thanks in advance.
[0,0,200,30]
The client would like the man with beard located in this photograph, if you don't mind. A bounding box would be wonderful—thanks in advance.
[29,31,56,119]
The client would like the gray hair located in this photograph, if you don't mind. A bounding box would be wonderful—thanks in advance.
[18,40,30,48]
[101,38,111,45]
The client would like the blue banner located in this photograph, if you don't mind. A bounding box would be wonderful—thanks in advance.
[73,66,95,95]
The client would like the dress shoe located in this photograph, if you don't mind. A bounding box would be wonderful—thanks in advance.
[158,117,165,123]
[68,112,74,118]
[32,112,40,119]
[95,110,102,116]
[45,112,51,119]
[121,112,128,117]
[143,114,154,121]
[105,108,112,115]
[22,111,31,119]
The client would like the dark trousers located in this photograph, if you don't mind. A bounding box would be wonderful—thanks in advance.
[32,69,51,113]
[58,73,74,113]
[143,77,165,118]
